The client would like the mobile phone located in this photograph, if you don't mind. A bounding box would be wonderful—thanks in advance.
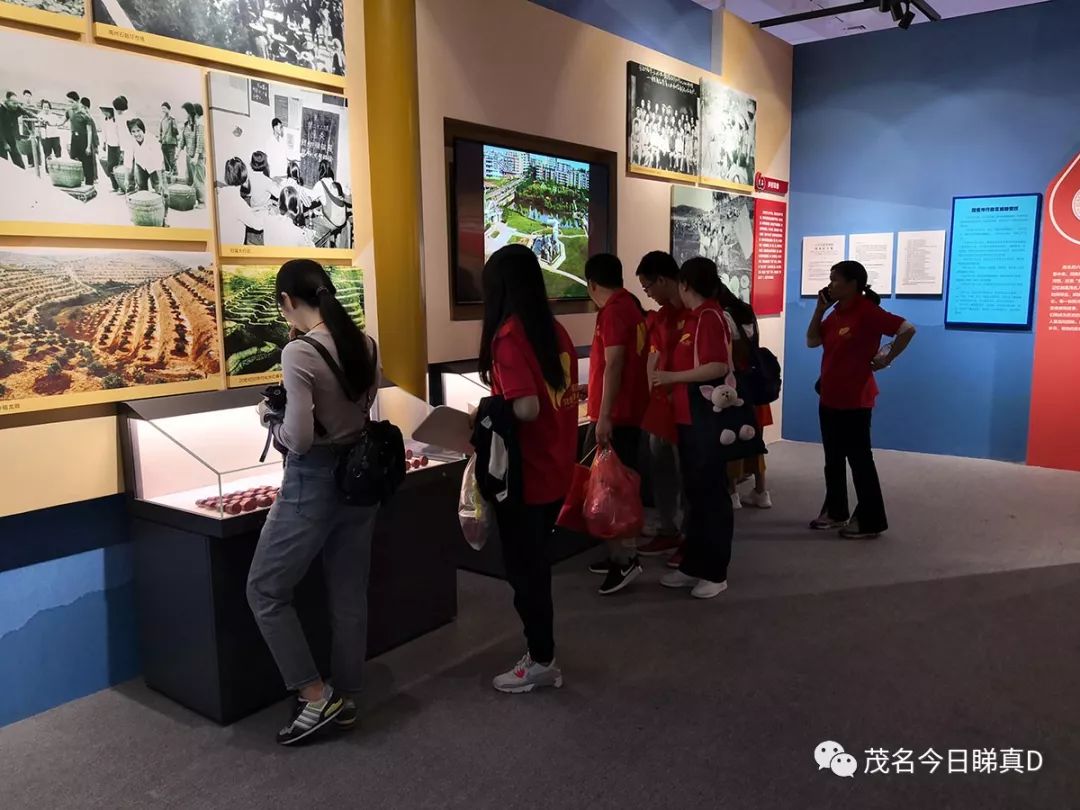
[819,286,834,304]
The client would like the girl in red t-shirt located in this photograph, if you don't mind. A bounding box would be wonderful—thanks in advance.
[806,260,916,539]
[478,245,578,693]
[650,257,735,600]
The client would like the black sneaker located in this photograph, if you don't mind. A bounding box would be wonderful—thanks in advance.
[598,557,643,595]
[839,523,883,540]
[277,688,344,746]
[588,558,611,575]
[335,698,358,729]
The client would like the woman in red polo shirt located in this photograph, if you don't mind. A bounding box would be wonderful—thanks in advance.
[807,260,916,539]
[650,257,735,600]
[478,244,579,693]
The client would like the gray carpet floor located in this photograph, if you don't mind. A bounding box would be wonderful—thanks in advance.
[3,441,1080,809]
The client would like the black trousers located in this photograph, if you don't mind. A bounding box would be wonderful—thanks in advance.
[677,424,733,584]
[0,131,24,168]
[494,498,561,665]
[162,143,178,175]
[106,146,122,190]
[819,405,887,533]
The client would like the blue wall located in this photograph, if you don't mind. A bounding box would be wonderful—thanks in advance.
[784,0,1080,461]
[529,0,715,71]
[0,498,136,727]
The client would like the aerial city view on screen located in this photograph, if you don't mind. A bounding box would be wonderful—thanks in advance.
[482,145,591,299]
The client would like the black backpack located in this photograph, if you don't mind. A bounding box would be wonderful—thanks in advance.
[732,319,782,406]
[297,336,405,506]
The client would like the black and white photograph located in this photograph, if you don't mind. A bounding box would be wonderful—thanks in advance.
[0,28,210,237]
[208,71,353,256]
[93,0,346,80]
[699,76,757,190]
[627,61,700,182]
[671,186,755,303]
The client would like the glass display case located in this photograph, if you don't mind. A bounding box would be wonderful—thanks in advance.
[120,385,464,521]
[430,350,591,424]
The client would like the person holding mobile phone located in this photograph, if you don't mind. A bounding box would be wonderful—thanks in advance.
[806,261,916,539]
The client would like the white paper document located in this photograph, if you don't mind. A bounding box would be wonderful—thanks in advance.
[896,230,947,295]
[801,235,845,296]
[848,232,895,295]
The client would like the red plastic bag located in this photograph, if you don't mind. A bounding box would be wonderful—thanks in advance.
[555,462,591,534]
[583,447,644,540]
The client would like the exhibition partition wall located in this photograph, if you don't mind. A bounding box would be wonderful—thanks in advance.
[783,0,1080,467]
[0,1,378,726]
[0,0,791,726]
[415,0,792,430]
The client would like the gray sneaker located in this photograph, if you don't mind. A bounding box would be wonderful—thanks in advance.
[492,653,563,694]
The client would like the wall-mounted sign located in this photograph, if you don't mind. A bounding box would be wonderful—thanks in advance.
[1028,155,1080,472]
[945,194,1042,330]
[754,172,788,197]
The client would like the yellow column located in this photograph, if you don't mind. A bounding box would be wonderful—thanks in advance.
[363,0,427,397]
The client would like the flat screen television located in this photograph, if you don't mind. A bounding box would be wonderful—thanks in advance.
[446,119,618,319]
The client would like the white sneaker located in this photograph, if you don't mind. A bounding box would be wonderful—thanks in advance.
[660,570,698,589]
[731,492,742,510]
[492,653,563,694]
[742,490,773,509]
[691,579,728,600]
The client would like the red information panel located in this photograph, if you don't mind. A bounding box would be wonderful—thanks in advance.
[752,198,787,316]
[1028,152,1080,471]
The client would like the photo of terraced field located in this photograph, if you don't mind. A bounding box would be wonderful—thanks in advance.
[221,264,364,384]
[0,249,220,412]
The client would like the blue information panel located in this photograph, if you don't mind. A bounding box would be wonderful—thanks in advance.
[945,194,1042,329]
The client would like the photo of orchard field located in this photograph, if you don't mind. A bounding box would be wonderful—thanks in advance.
[0,249,220,407]
[221,264,364,380]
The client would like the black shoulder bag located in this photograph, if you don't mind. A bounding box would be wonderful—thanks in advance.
[732,317,782,406]
[297,336,406,506]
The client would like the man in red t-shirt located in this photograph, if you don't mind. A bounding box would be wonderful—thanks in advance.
[583,253,648,595]
[807,260,916,539]
[635,251,688,561]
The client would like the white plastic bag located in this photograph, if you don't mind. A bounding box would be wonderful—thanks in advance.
[458,454,492,550]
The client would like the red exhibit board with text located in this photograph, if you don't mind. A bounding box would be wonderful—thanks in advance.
[1028,152,1080,471]
[751,198,787,316]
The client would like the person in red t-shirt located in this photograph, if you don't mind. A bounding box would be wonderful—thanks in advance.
[635,251,687,562]
[650,257,736,600]
[582,253,649,596]
[479,245,579,693]
[806,260,916,539]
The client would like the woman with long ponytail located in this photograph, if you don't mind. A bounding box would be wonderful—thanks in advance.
[247,259,379,745]
[478,245,579,694]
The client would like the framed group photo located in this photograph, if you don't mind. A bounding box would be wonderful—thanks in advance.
[208,72,353,260]
[0,28,211,241]
[626,61,700,184]
[93,0,346,88]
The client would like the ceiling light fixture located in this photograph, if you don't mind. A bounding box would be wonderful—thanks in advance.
[755,0,939,32]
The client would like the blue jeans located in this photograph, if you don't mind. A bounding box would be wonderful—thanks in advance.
[247,447,378,693]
